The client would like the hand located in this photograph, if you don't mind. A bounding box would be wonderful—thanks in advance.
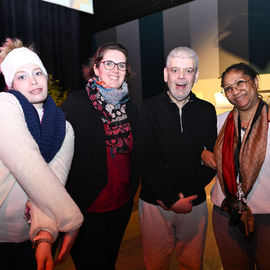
[34,230,54,270]
[201,149,216,169]
[170,193,198,214]
[35,242,54,270]
[54,228,80,265]
[157,200,169,210]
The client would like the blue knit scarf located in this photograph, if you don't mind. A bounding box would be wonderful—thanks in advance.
[8,90,66,163]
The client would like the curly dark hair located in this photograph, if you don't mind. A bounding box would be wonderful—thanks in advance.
[220,62,259,88]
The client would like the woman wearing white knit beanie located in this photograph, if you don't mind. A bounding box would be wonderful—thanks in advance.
[0,38,83,270]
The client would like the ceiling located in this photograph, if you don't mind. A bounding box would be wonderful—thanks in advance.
[81,0,194,33]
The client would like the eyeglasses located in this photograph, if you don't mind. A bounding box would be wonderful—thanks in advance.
[221,79,253,95]
[100,60,127,71]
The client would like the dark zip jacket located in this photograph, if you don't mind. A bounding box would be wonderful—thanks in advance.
[136,91,217,208]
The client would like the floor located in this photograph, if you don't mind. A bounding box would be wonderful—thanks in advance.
[55,180,223,270]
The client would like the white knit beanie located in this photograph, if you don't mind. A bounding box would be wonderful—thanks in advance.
[0,47,48,89]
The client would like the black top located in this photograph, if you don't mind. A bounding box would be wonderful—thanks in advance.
[136,91,217,208]
[61,90,139,211]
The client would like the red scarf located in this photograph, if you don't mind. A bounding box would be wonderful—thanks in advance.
[222,112,238,197]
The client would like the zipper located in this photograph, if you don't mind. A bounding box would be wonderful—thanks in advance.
[179,109,183,133]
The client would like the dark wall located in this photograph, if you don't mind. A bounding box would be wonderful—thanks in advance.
[0,0,193,92]
[0,0,96,92]
[249,0,270,72]
[139,13,165,99]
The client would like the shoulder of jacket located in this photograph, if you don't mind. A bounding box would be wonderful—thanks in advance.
[192,96,216,110]
[217,111,230,122]
[62,90,89,110]
[65,120,74,133]
[126,99,138,111]
[0,92,22,111]
[0,91,18,102]
[142,93,166,106]
[66,90,87,100]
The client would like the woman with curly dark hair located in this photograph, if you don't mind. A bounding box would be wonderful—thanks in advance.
[204,62,270,270]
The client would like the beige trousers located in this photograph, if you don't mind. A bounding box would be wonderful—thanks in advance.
[138,199,207,270]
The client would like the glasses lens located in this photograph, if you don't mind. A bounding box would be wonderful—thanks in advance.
[103,61,114,70]
[236,80,246,89]
[223,86,232,94]
[117,62,127,71]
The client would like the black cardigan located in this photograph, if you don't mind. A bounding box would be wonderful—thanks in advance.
[61,90,139,211]
[136,91,217,208]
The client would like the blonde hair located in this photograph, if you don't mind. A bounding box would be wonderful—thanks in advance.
[0,38,35,73]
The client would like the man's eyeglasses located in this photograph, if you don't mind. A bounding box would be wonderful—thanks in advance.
[100,60,127,71]
[221,79,253,95]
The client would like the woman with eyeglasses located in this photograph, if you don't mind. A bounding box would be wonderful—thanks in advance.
[202,62,270,269]
[61,42,139,269]
[0,38,83,270]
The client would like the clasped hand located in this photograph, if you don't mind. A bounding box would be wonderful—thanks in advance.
[201,149,216,170]
[157,193,198,214]
[35,228,79,270]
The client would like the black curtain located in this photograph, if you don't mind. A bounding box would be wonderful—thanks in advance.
[0,0,94,92]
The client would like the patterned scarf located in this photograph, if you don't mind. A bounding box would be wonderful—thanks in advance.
[86,77,132,156]
[214,98,269,237]
[9,90,66,163]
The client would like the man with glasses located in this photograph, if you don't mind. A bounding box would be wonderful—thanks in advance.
[136,47,217,270]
